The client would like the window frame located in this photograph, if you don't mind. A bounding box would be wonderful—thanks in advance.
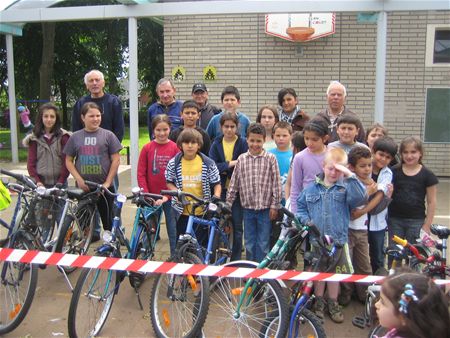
[425,24,450,68]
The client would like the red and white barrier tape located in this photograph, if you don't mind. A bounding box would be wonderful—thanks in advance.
[1,248,449,285]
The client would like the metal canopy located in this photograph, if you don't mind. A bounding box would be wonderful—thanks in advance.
[1,1,449,23]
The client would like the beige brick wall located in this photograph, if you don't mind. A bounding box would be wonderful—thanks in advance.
[163,11,450,176]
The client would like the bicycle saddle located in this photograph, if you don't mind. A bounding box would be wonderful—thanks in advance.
[431,224,450,239]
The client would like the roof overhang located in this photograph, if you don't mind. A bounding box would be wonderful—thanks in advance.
[1,1,449,24]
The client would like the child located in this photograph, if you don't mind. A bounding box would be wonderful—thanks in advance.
[23,103,71,240]
[368,137,397,273]
[206,86,251,141]
[277,88,308,128]
[226,123,282,262]
[64,102,122,234]
[328,114,369,154]
[23,103,71,187]
[296,148,367,323]
[269,121,293,196]
[339,146,376,305]
[137,114,180,255]
[375,271,449,338]
[209,112,248,260]
[366,123,388,150]
[388,136,438,246]
[165,128,221,246]
[285,131,306,202]
[169,100,211,154]
[290,118,329,214]
[256,104,279,151]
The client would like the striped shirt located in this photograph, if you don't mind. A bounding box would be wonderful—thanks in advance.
[165,152,220,214]
[226,150,282,210]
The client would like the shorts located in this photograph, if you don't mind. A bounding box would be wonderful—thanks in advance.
[312,243,354,274]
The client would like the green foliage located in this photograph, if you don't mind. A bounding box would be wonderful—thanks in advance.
[0,0,163,130]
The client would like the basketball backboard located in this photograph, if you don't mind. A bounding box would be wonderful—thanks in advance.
[265,13,336,42]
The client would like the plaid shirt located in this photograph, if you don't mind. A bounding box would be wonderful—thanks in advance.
[226,150,282,210]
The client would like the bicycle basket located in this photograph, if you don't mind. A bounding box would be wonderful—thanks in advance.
[0,180,11,210]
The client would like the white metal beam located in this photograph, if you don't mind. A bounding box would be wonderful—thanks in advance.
[1,1,449,23]
[6,34,19,163]
[374,11,387,124]
[128,17,139,187]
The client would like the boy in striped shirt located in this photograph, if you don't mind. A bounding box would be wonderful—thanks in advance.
[227,123,282,262]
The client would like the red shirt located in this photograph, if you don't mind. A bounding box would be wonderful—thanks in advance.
[137,140,180,194]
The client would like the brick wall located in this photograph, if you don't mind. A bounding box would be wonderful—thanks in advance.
[163,11,450,176]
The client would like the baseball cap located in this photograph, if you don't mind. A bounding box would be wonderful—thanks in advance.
[192,83,207,94]
[17,106,26,112]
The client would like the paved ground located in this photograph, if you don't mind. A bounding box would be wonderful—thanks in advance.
[0,161,449,338]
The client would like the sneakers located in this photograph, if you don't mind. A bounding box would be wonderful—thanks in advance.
[328,299,344,323]
[312,296,326,319]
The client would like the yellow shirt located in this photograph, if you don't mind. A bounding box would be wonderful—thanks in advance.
[223,136,237,188]
[181,155,203,215]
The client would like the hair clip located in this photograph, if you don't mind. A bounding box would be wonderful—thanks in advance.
[399,283,418,314]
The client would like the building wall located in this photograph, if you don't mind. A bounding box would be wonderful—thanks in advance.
[163,11,450,176]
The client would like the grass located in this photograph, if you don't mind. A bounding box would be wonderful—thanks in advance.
[0,126,150,162]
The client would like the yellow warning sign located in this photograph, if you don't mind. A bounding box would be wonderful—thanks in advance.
[203,65,217,81]
[171,65,186,81]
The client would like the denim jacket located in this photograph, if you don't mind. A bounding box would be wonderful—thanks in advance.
[296,174,367,246]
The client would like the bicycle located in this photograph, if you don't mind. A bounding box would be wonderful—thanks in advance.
[352,245,408,338]
[0,177,38,335]
[203,206,328,338]
[67,183,164,338]
[0,169,98,334]
[150,189,233,338]
[392,224,450,279]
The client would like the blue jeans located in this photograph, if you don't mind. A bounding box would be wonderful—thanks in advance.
[368,229,386,274]
[387,217,423,267]
[243,208,271,262]
[162,200,177,256]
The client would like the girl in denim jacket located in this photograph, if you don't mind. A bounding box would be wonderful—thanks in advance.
[296,148,367,323]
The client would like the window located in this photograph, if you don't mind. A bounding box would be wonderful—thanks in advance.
[425,24,450,67]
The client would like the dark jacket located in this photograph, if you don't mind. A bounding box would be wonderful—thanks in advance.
[169,126,211,155]
[72,93,124,141]
[317,106,365,143]
[199,102,220,130]
[208,135,248,189]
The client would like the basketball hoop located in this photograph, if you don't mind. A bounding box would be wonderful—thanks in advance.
[286,27,315,42]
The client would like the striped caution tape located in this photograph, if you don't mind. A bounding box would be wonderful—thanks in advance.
[1,247,449,285]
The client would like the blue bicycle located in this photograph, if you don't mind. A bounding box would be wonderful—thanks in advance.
[67,183,164,338]
[150,189,233,338]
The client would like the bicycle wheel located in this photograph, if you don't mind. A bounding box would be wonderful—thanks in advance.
[210,222,234,265]
[150,251,210,338]
[68,267,119,338]
[129,224,156,289]
[55,205,95,273]
[290,308,326,338]
[0,235,38,335]
[203,261,289,338]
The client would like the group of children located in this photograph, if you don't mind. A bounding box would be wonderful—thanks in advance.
[24,84,448,336]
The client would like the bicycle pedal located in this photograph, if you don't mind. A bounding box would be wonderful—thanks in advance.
[352,315,367,329]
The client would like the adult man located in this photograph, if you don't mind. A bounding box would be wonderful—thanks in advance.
[147,78,183,138]
[317,81,365,143]
[72,69,124,242]
[72,69,124,142]
[191,82,220,129]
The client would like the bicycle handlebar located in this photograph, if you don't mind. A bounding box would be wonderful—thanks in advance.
[160,189,205,204]
[392,235,427,262]
[84,180,121,199]
[0,169,37,189]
